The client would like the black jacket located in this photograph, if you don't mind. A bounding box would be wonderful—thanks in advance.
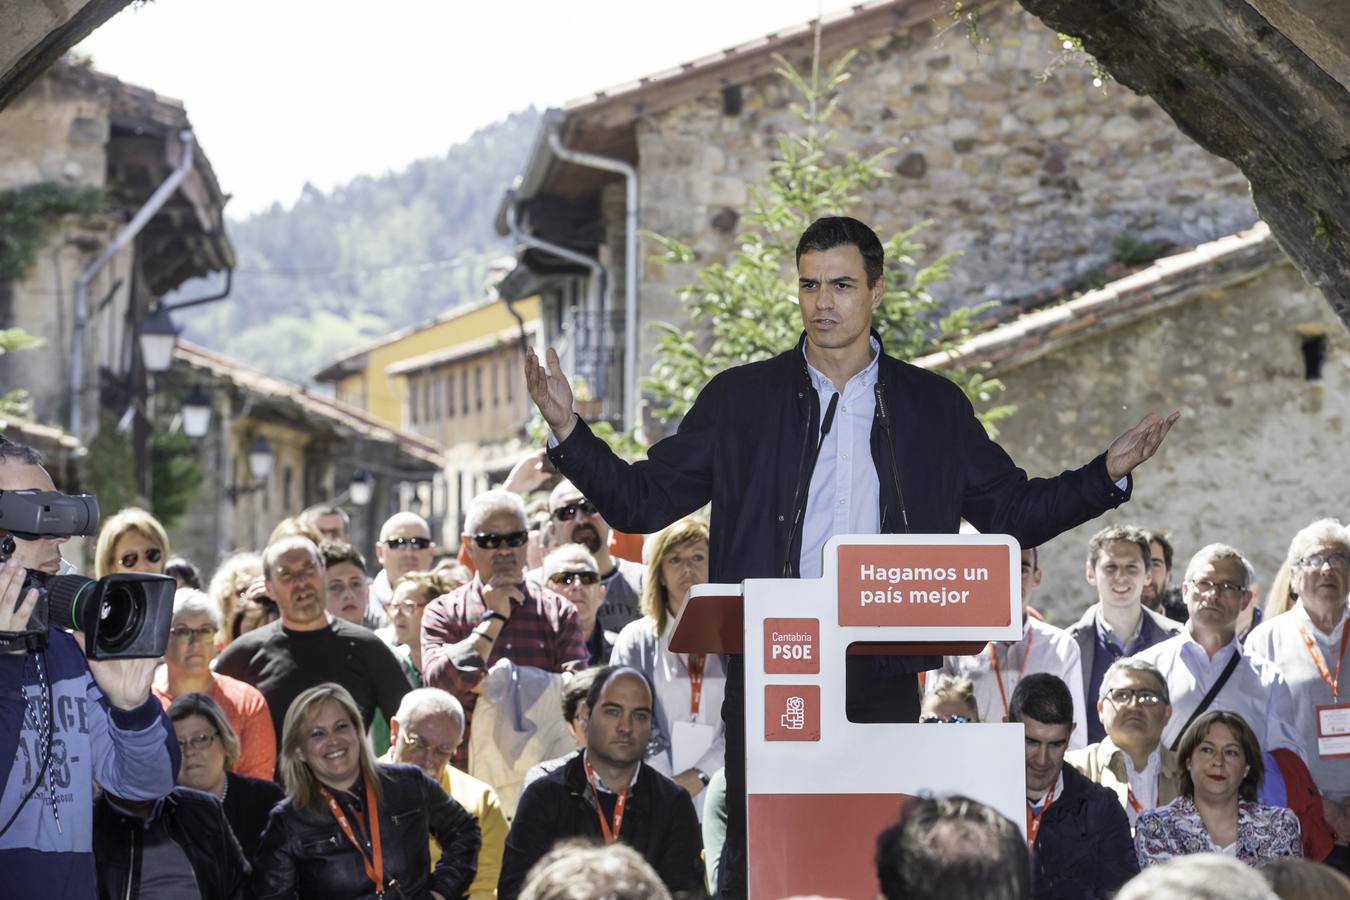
[250,763,481,900]
[499,754,705,900]
[222,770,285,863]
[549,332,1130,674]
[1032,763,1139,899]
[93,787,249,900]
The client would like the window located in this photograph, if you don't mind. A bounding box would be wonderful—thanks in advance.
[492,361,500,407]
[446,372,456,418]
[506,358,515,404]
[475,366,483,412]
[1303,335,1328,381]
[431,375,443,423]
[409,379,419,424]
[423,374,433,423]
[461,369,469,415]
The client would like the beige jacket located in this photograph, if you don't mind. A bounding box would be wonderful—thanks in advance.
[1067,737,1184,823]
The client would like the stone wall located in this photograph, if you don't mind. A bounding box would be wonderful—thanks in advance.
[627,1,1258,419]
[988,260,1350,625]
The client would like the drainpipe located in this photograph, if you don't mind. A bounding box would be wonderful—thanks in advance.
[503,190,608,357]
[545,129,639,431]
[69,130,195,438]
[165,265,232,313]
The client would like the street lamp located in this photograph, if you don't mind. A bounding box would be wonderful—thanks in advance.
[137,305,179,373]
[349,469,373,507]
[247,436,274,480]
[181,385,212,439]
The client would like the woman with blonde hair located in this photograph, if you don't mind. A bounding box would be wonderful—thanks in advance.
[207,550,263,646]
[610,516,723,810]
[251,683,481,900]
[93,506,170,578]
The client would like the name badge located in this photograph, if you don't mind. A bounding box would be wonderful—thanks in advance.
[672,719,717,776]
[1316,704,1350,759]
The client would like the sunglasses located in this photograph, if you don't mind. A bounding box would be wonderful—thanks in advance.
[384,536,432,551]
[551,500,598,522]
[548,571,600,587]
[472,530,529,550]
[920,715,971,724]
[119,547,163,568]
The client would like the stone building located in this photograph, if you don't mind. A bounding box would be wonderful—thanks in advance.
[497,0,1258,433]
[921,223,1350,622]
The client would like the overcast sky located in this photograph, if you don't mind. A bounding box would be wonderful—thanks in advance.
[76,0,858,219]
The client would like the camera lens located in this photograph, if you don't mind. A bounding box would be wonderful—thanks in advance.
[94,584,144,654]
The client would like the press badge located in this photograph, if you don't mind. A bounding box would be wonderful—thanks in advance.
[1316,704,1350,759]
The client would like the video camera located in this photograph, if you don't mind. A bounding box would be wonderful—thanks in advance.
[0,489,176,658]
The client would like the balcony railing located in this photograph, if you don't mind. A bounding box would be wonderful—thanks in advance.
[555,306,625,427]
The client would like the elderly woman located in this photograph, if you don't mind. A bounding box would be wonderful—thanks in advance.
[1135,710,1301,866]
[94,506,170,578]
[610,517,723,808]
[154,588,276,779]
[208,550,263,646]
[251,683,481,900]
[168,692,283,862]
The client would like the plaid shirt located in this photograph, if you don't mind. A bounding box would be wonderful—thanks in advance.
[422,577,587,768]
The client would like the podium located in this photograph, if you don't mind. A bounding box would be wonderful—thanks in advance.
[670,534,1029,900]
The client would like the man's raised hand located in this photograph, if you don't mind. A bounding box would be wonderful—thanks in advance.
[525,346,577,442]
[1105,411,1181,481]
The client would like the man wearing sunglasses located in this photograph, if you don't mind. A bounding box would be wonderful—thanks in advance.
[541,480,643,640]
[370,511,437,615]
[542,544,613,665]
[421,490,588,769]
[526,216,1178,897]
[1067,658,1181,827]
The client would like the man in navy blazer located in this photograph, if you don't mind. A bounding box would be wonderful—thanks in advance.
[526,215,1177,897]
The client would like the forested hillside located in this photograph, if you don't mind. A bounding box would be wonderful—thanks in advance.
[177,107,541,384]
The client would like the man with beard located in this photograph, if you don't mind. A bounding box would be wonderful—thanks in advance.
[542,480,643,637]
[421,490,588,769]
[498,666,704,900]
[214,534,410,747]
[1141,529,1187,624]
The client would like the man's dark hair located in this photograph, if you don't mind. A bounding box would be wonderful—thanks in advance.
[1144,529,1174,571]
[562,667,603,724]
[876,795,1030,900]
[164,556,203,591]
[319,539,367,575]
[1086,524,1152,570]
[795,216,885,288]
[0,436,44,467]
[584,665,655,713]
[1007,673,1074,726]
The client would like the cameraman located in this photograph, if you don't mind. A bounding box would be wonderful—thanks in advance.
[0,439,180,897]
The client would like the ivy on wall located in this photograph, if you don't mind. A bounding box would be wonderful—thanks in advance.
[0,183,105,282]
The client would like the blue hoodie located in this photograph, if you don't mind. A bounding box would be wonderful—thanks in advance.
[0,628,180,898]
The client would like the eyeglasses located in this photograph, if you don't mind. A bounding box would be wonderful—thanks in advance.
[920,715,971,724]
[178,731,219,752]
[119,547,163,568]
[548,571,600,587]
[384,536,432,551]
[401,729,456,759]
[472,530,529,550]
[1300,552,1350,570]
[551,500,598,522]
[169,625,218,643]
[1104,687,1166,707]
[390,599,430,615]
[1189,579,1246,597]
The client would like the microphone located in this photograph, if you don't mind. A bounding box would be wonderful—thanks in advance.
[782,392,840,576]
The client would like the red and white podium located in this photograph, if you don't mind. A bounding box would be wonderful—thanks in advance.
[671,534,1029,900]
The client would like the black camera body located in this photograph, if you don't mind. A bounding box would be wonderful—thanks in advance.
[0,489,176,659]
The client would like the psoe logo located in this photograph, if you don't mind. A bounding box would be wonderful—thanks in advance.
[781,696,806,730]
[764,684,819,742]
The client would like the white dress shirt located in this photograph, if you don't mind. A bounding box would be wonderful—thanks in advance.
[1134,628,1304,756]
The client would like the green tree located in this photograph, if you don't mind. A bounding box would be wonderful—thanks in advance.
[0,328,45,418]
[642,50,1013,442]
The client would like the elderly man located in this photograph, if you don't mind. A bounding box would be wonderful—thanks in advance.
[1067,658,1182,827]
[380,687,508,900]
[1134,543,1301,756]
[499,666,704,900]
[214,534,411,745]
[421,489,588,768]
[1009,673,1138,899]
[371,510,437,609]
[1247,518,1350,873]
[543,544,613,665]
[933,547,1087,747]
[1068,525,1182,743]
[544,480,642,636]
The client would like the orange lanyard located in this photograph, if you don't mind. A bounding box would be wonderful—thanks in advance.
[320,780,385,896]
[1127,788,1142,813]
[1026,782,1055,846]
[686,653,706,717]
[990,629,1035,718]
[584,757,628,845]
[1298,621,1350,701]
